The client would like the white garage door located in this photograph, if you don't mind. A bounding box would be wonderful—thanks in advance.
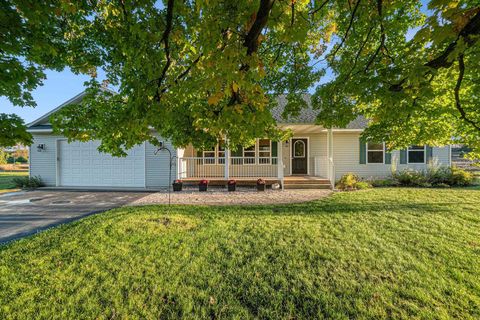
[58,140,145,187]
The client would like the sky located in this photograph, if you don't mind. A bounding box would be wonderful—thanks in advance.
[1,69,95,124]
[2,1,430,124]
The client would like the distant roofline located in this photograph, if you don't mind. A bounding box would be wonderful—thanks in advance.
[27,87,116,128]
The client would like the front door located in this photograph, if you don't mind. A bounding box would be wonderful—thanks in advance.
[291,138,308,174]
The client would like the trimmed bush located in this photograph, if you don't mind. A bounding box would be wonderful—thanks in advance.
[449,166,474,186]
[336,173,359,191]
[12,176,44,189]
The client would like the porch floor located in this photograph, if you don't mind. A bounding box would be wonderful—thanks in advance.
[181,176,332,189]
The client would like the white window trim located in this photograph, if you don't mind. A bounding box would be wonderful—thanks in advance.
[289,137,310,176]
[243,142,256,166]
[202,148,216,165]
[366,142,385,164]
[293,140,306,158]
[408,145,426,164]
[258,139,272,165]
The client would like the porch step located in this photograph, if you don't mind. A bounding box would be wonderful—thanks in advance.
[284,179,331,185]
[284,183,331,189]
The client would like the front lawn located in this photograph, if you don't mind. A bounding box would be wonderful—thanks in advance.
[1,188,480,319]
[0,171,28,193]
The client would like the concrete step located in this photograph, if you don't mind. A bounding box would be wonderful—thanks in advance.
[284,183,331,189]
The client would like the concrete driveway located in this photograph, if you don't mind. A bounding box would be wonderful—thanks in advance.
[0,190,151,244]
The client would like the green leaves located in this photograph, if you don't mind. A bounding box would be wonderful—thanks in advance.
[0,114,32,147]
[2,0,480,157]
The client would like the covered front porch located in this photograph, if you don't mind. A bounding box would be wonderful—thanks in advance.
[176,126,335,188]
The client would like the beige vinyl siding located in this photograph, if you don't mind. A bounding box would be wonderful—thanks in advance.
[30,133,64,186]
[281,132,328,177]
[332,132,451,180]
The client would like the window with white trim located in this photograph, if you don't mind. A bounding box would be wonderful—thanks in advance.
[243,144,255,164]
[218,139,225,164]
[408,145,425,163]
[258,139,271,164]
[202,147,216,164]
[293,140,305,157]
[366,142,384,164]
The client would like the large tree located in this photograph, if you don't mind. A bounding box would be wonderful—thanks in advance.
[0,0,98,146]
[2,0,480,157]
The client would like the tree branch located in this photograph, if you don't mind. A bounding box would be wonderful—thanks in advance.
[155,0,175,101]
[390,10,480,92]
[329,0,361,60]
[454,54,480,131]
[243,0,276,56]
[309,0,330,16]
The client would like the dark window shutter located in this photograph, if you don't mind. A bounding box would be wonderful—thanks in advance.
[271,141,278,164]
[426,146,433,163]
[196,150,203,157]
[384,145,392,164]
[400,149,407,164]
[271,141,278,157]
[359,138,366,164]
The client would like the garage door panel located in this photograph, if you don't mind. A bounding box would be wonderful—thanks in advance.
[59,140,145,187]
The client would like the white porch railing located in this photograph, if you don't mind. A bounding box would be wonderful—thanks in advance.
[314,156,335,187]
[178,157,279,179]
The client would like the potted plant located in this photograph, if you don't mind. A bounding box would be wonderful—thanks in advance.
[227,179,236,192]
[172,179,183,191]
[256,178,266,191]
[199,179,209,192]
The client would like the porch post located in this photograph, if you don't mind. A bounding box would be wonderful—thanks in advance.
[277,140,284,190]
[224,137,229,180]
[327,128,334,187]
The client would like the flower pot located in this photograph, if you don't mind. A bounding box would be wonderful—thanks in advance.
[199,184,208,192]
[228,184,236,192]
[172,182,182,192]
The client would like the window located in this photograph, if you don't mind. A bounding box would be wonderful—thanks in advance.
[243,144,255,164]
[366,142,384,164]
[202,147,216,164]
[293,140,305,158]
[258,139,271,164]
[200,139,226,164]
[408,145,425,163]
[218,139,225,164]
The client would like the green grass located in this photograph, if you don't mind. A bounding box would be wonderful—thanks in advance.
[0,171,28,192]
[1,188,480,319]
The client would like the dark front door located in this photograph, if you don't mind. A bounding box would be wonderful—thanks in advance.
[291,138,308,174]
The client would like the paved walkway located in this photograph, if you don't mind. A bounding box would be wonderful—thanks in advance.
[132,188,332,206]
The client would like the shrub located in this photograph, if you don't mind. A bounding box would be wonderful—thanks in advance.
[392,166,474,187]
[336,173,359,190]
[434,183,450,188]
[355,181,372,190]
[12,176,44,189]
[369,178,398,187]
[393,169,427,186]
[448,166,474,186]
[8,156,28,163]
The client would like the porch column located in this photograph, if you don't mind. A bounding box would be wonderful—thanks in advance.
[224,138,229,180]
[277,140,284,190]
[327,128,334,187]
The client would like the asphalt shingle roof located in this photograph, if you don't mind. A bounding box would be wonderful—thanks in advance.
[271,95,368,129]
